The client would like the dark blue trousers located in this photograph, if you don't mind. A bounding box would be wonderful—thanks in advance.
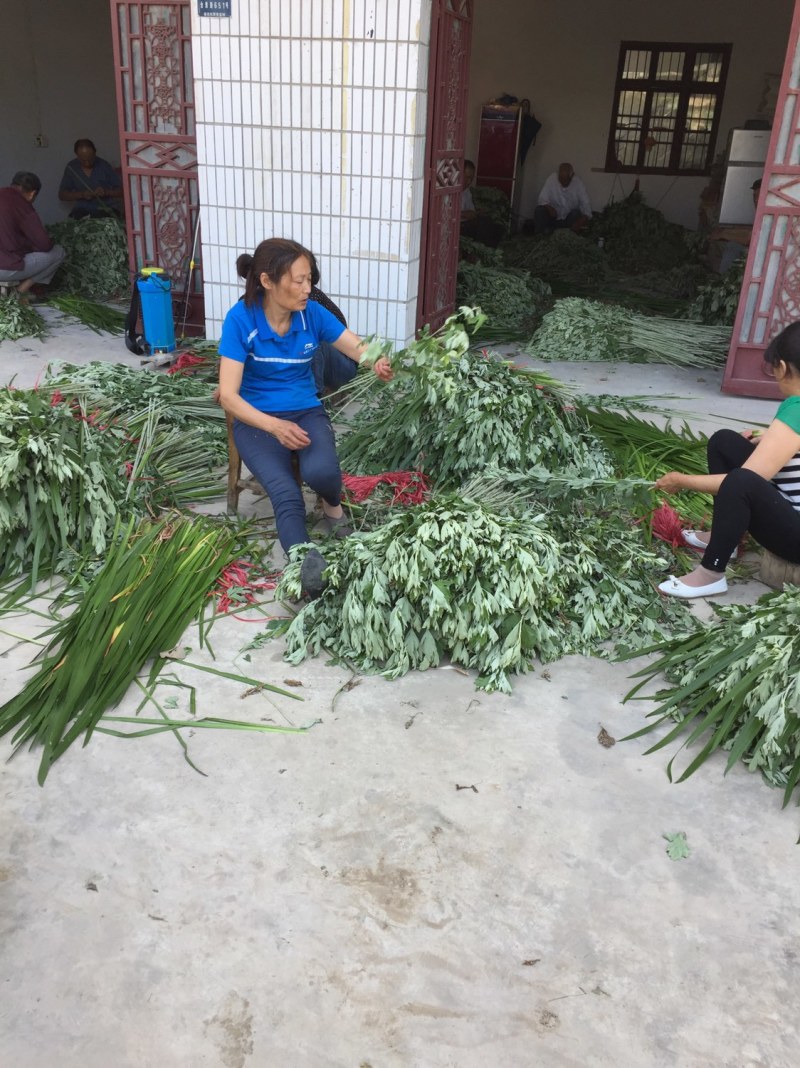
[312,342,358,395]
[233,406,342,552]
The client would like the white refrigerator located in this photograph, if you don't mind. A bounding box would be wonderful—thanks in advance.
[718,128,770,225]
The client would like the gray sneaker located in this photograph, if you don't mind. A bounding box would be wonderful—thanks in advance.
[299,548,328,599]
[320,514,353,539]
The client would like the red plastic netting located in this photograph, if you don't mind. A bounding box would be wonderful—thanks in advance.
[341,470,430,506]
[651,501,686,548]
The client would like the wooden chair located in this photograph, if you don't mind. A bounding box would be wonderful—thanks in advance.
[226,413,302,513]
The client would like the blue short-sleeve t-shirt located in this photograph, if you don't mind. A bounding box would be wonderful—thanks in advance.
[219,298,346,413]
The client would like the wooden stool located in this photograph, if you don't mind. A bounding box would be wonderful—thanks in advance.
[760,550,800,589]
[226,413,302,513]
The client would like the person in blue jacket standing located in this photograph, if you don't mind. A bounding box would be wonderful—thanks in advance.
[218,237,393,597]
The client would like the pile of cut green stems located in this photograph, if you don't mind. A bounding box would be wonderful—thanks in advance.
[3,310,790,827]
[302,311,800,826]
[0,354,309,780]
[461,189,738,353]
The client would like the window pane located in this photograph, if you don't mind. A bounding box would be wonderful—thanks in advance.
[686,93,717,133]
[694,52,724,83]
[614,136,640,167]
[622,49,651,79]
[645,140,673,168]
[615,90,645,163]
[680,134,710,170]
[646,92,679,166]
[617,89,647,125]
[650,91,679,127]
[614,90,645,166]
[655,51,684,80]
[680,92,718,169]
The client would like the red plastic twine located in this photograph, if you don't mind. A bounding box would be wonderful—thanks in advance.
[341,469,430,505]
[167,352,208,376]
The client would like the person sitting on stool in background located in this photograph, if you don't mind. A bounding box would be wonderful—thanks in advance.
[460,159,505,247]
[534,162,592,234]
[58,139,123,219]
[0,172,65,300]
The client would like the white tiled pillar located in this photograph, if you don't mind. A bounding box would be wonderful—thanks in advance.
[190,1,431,346]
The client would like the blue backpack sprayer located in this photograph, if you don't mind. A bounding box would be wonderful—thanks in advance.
[124,213,201,364]
[124,267,176,361]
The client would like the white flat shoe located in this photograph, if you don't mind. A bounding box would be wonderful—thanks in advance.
[681,529,737,559]
[658,574,728,599]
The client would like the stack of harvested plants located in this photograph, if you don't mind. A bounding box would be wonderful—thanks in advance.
[46,217,129,300]
[527,297,731,367]
[278,491,677,693]
[0,293,46,341]
[0,386,128,583]
[46,295,126,334]
[685,258,746,326]
[339,311,607,487]
[471,184,511,229]
[274,308,692,692]
[44,360,225,465]
[0,371,227,584]
[503,230,607,287]
[575,402,712,529]
[0,514,297,783]
[622,586,800,810]
[458,235,504,266]
[587,191,699,274]
[456,262,551,333]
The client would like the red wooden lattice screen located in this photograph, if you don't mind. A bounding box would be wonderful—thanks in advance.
[417,0,473,333]
[723,1,800,398]
[110,0,203,325]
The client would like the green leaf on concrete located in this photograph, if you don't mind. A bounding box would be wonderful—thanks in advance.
[663,831,690,860]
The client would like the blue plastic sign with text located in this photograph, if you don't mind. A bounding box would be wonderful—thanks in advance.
[198,0,231,16]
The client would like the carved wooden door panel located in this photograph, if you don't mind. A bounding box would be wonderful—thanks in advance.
[416,0,473,333]
[722,1,800,398]
[110,0,203,324]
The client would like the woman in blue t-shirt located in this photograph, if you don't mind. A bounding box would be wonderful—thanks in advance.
[219,238,392,596]
[654,321,800,598]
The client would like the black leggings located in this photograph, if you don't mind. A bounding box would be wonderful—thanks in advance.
[702,429,800,571]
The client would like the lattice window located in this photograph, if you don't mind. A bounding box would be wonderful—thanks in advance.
[606,42,732,176]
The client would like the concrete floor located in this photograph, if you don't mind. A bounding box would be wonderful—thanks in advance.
[1,311,799,1068]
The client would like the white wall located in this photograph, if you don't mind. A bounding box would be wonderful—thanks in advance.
[191,1,431,344]
[466,0,794,229]
[0,0,120,224]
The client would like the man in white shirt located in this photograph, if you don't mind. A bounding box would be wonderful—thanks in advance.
[534,162,592,234]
